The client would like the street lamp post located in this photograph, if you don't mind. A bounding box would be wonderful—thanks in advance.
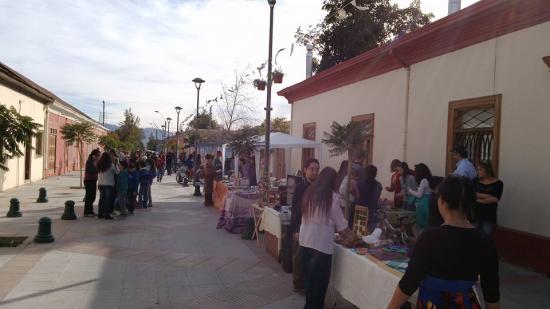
[175,106,182,164]
[155,111,167,152]
[264,0,276,191]
[192,77,205,197]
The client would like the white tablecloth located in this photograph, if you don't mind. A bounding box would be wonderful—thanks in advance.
[331,245,413,309]
[260,207,290,250]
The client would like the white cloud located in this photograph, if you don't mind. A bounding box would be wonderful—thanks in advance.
[0,0,324,127]
[0,0,480,128]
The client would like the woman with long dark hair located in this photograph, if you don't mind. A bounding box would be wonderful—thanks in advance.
[300,167,355,309]
[97,152,118,219]
[409,163,433,233]
[83,149,101,217]
[385,159,402,208]
[388,176,500,309]
[474,161,503,235]
[397,162,418,211]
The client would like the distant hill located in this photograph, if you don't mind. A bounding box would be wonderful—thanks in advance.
[104,124,157,145]
[103,123,118,131]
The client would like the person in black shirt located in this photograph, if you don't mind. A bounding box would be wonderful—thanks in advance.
[473,161,504,236]
[388,176,500,309]
[356,165,382,231]
[290,158,319,294]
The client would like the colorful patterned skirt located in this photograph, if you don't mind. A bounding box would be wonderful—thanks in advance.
[417,276,481,309]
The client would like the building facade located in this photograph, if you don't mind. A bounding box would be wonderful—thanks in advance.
[1,62,107,190]
[279,0,550,273]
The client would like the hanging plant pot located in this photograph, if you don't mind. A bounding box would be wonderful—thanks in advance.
[254,79,267,91]
[272,71,284,84]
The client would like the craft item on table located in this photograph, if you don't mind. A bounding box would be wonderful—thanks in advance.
[367,247,408,261]
[385,244,409,254]
[355,247,369,255]
[362,227,382,246]
[385,260,409,273]
[353,205,369,237]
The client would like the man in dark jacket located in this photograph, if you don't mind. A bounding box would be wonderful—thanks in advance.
[290,158,319,294]
[84,149,101,217]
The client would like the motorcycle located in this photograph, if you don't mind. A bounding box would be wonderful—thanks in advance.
[176,165,192,187]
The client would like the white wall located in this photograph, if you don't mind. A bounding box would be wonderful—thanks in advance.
[290,68,408,198]
[0,84,46,191]
[289,21,550,237]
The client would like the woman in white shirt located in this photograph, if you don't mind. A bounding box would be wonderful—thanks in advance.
[408,163,433,232]
[397,162,418,210]
[299,167,355,309]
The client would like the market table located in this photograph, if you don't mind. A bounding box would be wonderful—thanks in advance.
[330,244,415,309]
[259,206,291,258]
[216,190,262,234]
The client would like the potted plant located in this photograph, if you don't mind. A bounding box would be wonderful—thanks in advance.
[272,48,286,84]
[254,79,267,91]
[272,70,284,84]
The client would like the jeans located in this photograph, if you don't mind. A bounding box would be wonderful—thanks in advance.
[139,184,149,208]
[292,238,305,291]
[127,191,137,213]
[475,221,495,236]
[157,168,164,182]
[84,180,97,214]
[117,192,127,215]
[302,246,332,309]
[98,185,114,217]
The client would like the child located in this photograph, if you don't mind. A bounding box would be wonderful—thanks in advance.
[116,161,129,216]
[127,162,139,215]
[138,161,150,209]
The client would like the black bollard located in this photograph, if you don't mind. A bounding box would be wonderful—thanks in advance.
[6,198,22,217]
[193,183,202,196]
[61,200,77,220]
[34,217,55,243]
[36,187,48,203]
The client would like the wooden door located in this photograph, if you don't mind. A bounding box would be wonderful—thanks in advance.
[47,132,57,173]
[302,122,316,169]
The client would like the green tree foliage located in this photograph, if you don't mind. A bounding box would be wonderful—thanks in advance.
[116,108,143,150]
[322,120,370,217]
[146,132,159,151]
[257,117,290,135]
[99,132,125,150]
[61,122,97,188]
[0,105,42,171]
[228,126,258,158]
[296,0,433,72]
[188,111,220,130]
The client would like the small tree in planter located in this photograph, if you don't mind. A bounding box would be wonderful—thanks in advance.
[322,120,370,218]
[272,48,286,84]
[61,122,97,188]
[0,105,42,171]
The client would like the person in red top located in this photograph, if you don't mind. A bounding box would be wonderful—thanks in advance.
[385,159,402,208]
[156,152,166,182]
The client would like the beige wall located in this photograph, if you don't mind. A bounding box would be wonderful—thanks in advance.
[289,21,550,237]
[0,84,47,191]
[290,68,408,199]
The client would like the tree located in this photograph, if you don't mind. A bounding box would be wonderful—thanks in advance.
[99,132,125,150]
[146,132,159,151]
[228,126,258,158]
[322,120,370,218]
[116,108,143,150]
[61,122,97,188]
[217,69,256,131]
[0,105,41,171]
[257,117,290,135]
[296,0,433,72]
[188,111,220,130]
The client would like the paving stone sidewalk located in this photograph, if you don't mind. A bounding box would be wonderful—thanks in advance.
[0,173,549,308]
[0,173,303,309]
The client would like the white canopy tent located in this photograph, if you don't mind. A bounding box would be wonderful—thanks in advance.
[221,132,323,179]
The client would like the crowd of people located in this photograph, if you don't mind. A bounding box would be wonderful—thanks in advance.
[290,146,504,309]
[84,148,163,219]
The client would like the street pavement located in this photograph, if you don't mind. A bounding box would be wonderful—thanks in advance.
[0,172,549,308]
[0,173,303,309]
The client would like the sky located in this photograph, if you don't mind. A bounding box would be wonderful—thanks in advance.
[0,0,480,129]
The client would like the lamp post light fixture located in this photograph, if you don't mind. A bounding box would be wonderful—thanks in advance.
[192,77,205,197]
[175,106,182,164]
[263,0,276,195]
